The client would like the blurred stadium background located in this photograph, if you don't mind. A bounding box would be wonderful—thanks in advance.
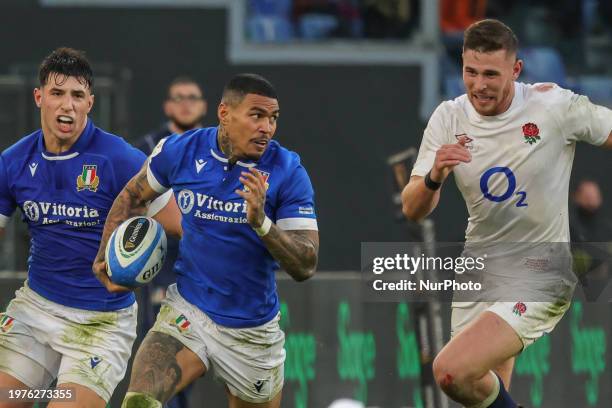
[0,1,610,407]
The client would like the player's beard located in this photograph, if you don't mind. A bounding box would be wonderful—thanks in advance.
[170,114,203,133]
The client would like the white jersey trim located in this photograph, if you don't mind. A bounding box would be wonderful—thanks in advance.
[146,164,170,194]
[277,217,318,231]
[0,213,9,228]
[41,152,79,161]
[210,149,256,168]
[146,189,173,217]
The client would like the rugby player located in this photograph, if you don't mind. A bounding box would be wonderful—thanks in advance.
[0,47,179,408]
[402,19,612,408]
[93,73,319,408]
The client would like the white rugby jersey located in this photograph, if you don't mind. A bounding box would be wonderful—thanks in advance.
[413,82,611,243]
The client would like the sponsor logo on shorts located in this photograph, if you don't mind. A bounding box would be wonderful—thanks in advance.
[254,379,266,393]
[173,314,191,332]
[512,302,527,316]
[0,314,14,333]
[77,165,100,192]
[90,356,102,369]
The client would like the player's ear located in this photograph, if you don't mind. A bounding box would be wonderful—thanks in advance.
[512,59,523,80]
[218,102,230,126]
[33,88,42,108]
[87,94,95,113]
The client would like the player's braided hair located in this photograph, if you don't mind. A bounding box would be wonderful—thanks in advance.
[38,47,93,89]
[222,73,277,106]
[463,19,519,56]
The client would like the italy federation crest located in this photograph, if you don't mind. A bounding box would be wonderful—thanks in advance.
[0,313,14,333]
[77,165,100,192]
[243,169,270,192]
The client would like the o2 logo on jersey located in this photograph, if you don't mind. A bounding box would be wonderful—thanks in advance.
[479,167,528,207]
[23,201,40,222]
[177,189,195,214]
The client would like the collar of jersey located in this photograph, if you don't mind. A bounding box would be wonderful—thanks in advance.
[466,82,524,123]
[209,127,257,168]
[39,118,95,161]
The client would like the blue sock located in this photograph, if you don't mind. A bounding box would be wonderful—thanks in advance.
[487,374,517,408]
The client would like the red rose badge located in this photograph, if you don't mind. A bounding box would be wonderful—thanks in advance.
[512,302,527,316]
[522,123,540,145]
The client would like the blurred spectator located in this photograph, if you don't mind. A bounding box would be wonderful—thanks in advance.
[440,0,487,35]
[136,76,207,153]
[439,0,487,75]
[249,0,420,41]
[134,76,207,408]
[570,180,612,301]
[293,0,341,39]
[363,0,417,39]
[570,179,612,243]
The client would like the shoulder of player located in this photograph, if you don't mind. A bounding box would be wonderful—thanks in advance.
[2,130,40,158]
[161,127,212,152]
[263,139,303,171]
[434,96,466,119]
[523,82,573,105]
[89,127,146,163]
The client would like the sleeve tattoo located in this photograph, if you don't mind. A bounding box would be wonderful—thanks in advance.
[262,228,319,281]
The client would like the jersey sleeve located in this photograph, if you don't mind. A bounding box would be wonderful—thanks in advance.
[411,103,451,177]
[275,159,318,231]
[147,136,177,194]
[557,87,612,146]
[146,189,173,217]
[0,155,16,227]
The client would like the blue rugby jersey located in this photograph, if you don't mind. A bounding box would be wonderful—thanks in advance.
[147,127,318,328]
[0,119,146,311]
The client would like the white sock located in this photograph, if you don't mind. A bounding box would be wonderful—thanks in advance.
[467,371,500,408]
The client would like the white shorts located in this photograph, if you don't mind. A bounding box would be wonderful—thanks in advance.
[0,283,137,402]
[150,284,285,403]
[450,300,571,349]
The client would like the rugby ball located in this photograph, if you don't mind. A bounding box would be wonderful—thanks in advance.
[105,216,167,287]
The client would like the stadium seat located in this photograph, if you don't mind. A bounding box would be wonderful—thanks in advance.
[247,16,294,43]
[248,0,292,18]
[299,14,339,40]
[520,47,568,87]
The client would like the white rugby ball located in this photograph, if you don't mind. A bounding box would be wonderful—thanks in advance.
[105,216,167,287]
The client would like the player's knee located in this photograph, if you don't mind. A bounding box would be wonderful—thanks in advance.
[433,353,473,395]
[121,391,162,408]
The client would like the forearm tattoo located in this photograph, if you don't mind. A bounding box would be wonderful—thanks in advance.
[263,228,319,281]
[95,170,149,261]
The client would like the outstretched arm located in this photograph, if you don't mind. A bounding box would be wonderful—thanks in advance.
[237,168,319,282]
[93,163,180,292]
[402,137,471,222]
